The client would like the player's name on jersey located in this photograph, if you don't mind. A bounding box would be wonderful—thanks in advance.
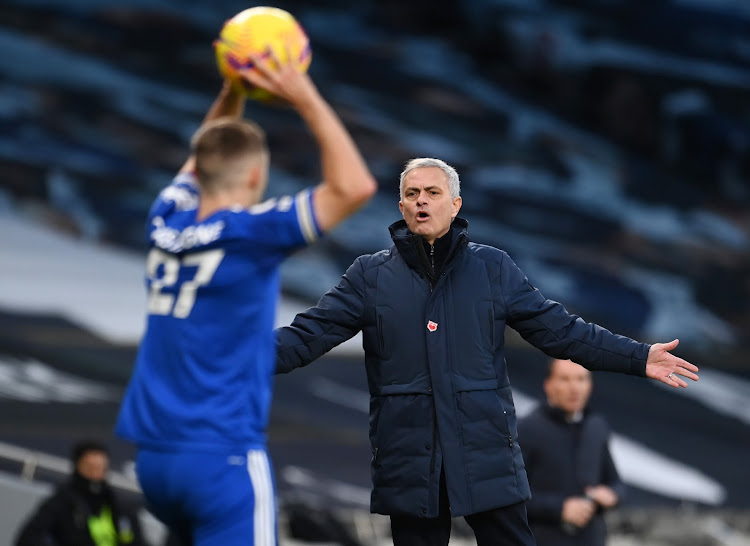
[151,216,225,252]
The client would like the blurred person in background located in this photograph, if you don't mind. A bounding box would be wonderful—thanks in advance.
[114,48,377,546]
[519,358,623,545]
[275,157,698,546]
[14,440,144,546]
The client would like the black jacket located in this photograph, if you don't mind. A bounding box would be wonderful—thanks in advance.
[519,404,625,546]
[276,218,648,518]
[15,474,144,546]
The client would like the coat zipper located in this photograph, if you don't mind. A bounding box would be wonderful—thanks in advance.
[413,236,437,289]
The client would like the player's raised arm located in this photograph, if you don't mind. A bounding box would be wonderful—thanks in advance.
[240,51,377,232]
[178,80,246,175]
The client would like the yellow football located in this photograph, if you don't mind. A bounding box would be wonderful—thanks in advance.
[214,6,312,101]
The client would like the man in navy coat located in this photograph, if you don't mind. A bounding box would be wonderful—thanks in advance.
[520,358,623,545]
[276,157,699,546]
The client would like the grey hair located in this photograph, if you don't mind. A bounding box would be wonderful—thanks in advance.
[399,158,461,199]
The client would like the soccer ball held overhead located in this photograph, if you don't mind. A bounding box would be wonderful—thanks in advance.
[214,6,312,101]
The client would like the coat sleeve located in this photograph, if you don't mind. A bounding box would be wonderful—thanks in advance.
[276,257,366,374]
[14,494,62,546]
[498,252,649,376]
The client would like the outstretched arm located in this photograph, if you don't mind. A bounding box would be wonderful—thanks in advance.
[645,339,699,388]
[178,80,246,175]
[502,251,700,387]
[240,48,377,233]
[276,258,365,373]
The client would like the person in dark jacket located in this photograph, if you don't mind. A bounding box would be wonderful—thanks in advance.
[275,157,699,546]
[520,358,623,546]
[15,440,144,546]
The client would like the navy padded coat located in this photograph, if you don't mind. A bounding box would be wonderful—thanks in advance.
[276,218,649,518]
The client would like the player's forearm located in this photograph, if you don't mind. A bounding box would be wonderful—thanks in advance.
[178,82,246,175]
[297,92,376,204]
[202,80,246,125]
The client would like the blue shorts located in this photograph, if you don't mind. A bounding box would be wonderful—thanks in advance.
[136,448,277,546]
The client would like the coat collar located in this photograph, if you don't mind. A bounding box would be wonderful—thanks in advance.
[388,217,469,277]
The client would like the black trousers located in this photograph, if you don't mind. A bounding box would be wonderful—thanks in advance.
[390,471,536,546]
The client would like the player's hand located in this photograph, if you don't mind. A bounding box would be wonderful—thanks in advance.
[585,485,618,509]
[645,339,699,388]
[562,497,596,528]
[238,42,320,108]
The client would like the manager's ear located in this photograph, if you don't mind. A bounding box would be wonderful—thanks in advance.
[451,196,462,219]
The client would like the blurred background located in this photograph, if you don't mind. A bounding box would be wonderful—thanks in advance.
[0,0,749,544]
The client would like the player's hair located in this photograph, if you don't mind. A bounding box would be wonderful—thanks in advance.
[191,118,268,192]
[399,158,461,199]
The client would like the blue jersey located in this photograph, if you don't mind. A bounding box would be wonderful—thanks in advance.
[116,172,320,452]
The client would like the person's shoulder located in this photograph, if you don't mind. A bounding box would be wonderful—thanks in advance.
[39,480,79,508]
[231,191,321,245]
[157,172,200,210]
[517,406,550,446]
[585,411,613,432]
[519,405,564,435]
[245,194,299,217]
[465,242,509,264]
[357,245,396,270]
[148,173,199,232]
[466,241,507,256]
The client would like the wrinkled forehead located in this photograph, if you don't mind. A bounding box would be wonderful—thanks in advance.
[402,167,450,193]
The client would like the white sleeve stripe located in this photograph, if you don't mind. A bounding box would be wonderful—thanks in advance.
[174,172,198,186]
[295,190,318,244]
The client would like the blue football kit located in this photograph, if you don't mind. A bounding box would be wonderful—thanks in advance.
[116,172,320,545]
